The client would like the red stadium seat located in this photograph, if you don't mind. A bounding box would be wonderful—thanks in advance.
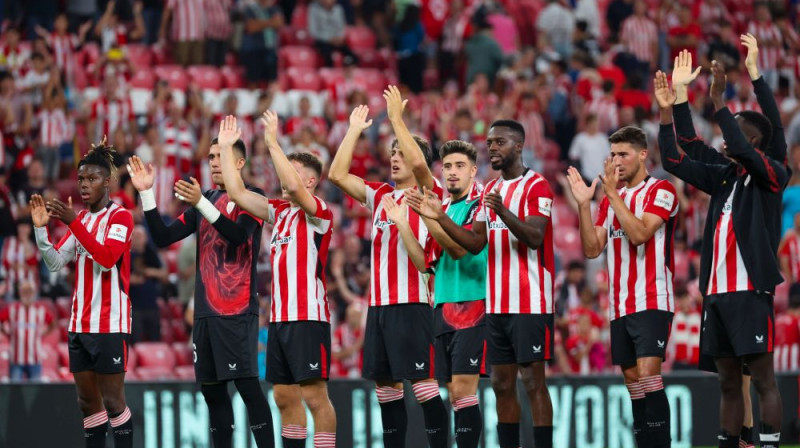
[41,367,63,382]
[352,68,386,94]
[130,68,156,89]
[160,319,174,343]
[554,227,584,264]
[133,342,176,368]
[151,43,173,65]
[318,67,345,90]
[280,26,314,47]
[157,297,169,319]
[280,46,318,69]
[353,49,383,69]
[290,4,308,28]
[552,200,578,229]
[286,67,321,91]
[126,44,153,67]
[168,299,184,320]
[163,250,178,276]
[187,65,223,90]
[82,42,101,65]
[172,343,193,366]
[154,65,188,90]
[345,26,376,51]
[221,66,246,89]
[135,366,176,381]
[171,320,188,342]
[174,365,195,380]
[40,344,60,371]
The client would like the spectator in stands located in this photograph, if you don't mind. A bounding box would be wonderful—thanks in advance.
[65,0,97,33]
[438,0,471,83]
[669,283,701,370]
[620,0,658,80]
[331,301,365,378]
[88,75,135,144]
[141,0,165,45]
[0,71,33,136]
[285,96,328,143]
[605,0,633,40]
[774,283,800,372]
[667,6,702,61]
[135,125,162,166]
[0,279,56,380]
[0,27,29,77]
[36,85,71,182]
[204,0,234,67]
[564,313,606,374]
[555,261,587,321]
[35,13,92,83]
[779,212,800,283]
[242,0,284,87]
[393,4,426,93]
[464,15,504,86]
[16,53,51,108]
[587,80,619,135]
[130,224,166,343]
[309,0,358,67]
[16,160,47,215]
[94,0,145,53]
[568,114,610,181]
[536,0,576,59]
[747,2,783,89]
[160,0,206,66]
[1,218,39,299]
[706,21,742,69]
[291,126,330,168]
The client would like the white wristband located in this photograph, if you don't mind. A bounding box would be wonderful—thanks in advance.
[140,188,157,211]
[196,196,221,224]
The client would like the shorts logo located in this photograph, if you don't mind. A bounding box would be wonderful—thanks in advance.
[309,363,319,371]
[532,345,542,353]
[756,335,764,343]
[228,363,237,371]
[657,340,665,348]
[415,362,425,371]
[112,357,122,365]
[469,358,479,366]
[193,344,197,363]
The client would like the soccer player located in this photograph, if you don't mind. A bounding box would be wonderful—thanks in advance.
[403,140,487,448]
[216,113,337,448]
[656,35,787,448]
[565,126,678,448]
[328,88,449,448]
[31,144,134,448]
[419,120,555,448]
[126,133,274,448]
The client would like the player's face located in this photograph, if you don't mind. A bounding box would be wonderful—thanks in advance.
[208,144,224,186]
[609,142,645,183]
[486,127,521,172]
[285,160,317,200]
[77,165,109,206]
[442,152,476,196]
[389,145,413,183]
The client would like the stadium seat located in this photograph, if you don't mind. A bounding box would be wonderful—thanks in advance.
[290,4,308,28]
[135,366,176,381]
[171,320,188,342]
[154,65,188,90]
[353,49,383,69]
[554,227,584,264]
[130,68,156,89]
[552,201,578,229]
[133,342,176,368]
[40,367,62,382]
[160,319,174,344]
[286,67,321,91]
[151,43,173,65]
[318,67,346,90]
[345,26,377,51]
[172,343,193,366]
[220,66,246,88]
[126,44,153,67]
[82,42,101,65]
[187,65,223,90]
[40,344,60,371]
[280,26,314,47]
[352,68,386,94]
[168,299,184,320]
[280,46,318,69]
[157,297,169,320]
[174,365,195,380]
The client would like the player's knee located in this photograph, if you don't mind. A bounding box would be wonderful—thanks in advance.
[273,387,299,410]
[490,375,516,398]
[101,395,126,414]
[717,372,742,396]
[77,395,100,415]
[750,372,778,395]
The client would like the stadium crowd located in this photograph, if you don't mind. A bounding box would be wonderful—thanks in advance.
[1,0,800,382]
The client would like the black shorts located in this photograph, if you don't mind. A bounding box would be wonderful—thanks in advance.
[486,313,555,365]
[610,310,673,367]
[701,291,775,359]
[267,320,331,385]
[68,332,129,374]
[362,304,434,382]
[434,326,488,381]
[193,314,259,382]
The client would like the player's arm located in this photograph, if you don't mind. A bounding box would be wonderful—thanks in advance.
[489,180,551,250]
[405,188,468,259]
[421,215,467,259]
[30,194,77,272]
[565,167,607,258]
[218,115,272,221]
[328,106,372,204]
[407,186,487,255]
[382,196,427,272]
[384,86,434,191]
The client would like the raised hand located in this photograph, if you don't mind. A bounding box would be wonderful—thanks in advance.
[46,197,77,225]
[671,49,702,87]
[484,187,507,214]
[653,70,676,109]
[349,105,373,132]
[261,110,280,148]
[383,85,407,123]
[382,195,407,224]
[740,33,760,79]
[598,157,620,194]
[217,115,242,148]
[565,166,598,206]
[405,187,445,220]
[709,60,727,105]
[126,155,155,191]
[174,177,203,206]
[30,194,50,227]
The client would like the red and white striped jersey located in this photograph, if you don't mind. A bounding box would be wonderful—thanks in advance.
[90,97,134,143]
[1,236,40,292]
[48,32,79,75]
[518,110,546,153]
[620,16,658,63]
[39,203,133,333]
[0,303,53,365]
[774,312,800,372]
[268,196,334,322]
[204,0,233,40]
[588,96,619,135]
[596,177,679,320]
[779,232,800,282]
[726,98,761,114]
[365,180,443,307]
[166,0,205,41]
[747,21,783,70]
[707,183,753,295]
[669,308,701,365]
[37,108,72,147]
[476,170,555,314]
[161,119,196,179]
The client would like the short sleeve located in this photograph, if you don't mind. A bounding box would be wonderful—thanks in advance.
[364,181,392,212]
[523,178,554,219]
[595,197,610,228]
[307,196,334,234]
[107,209,134,245]
[643,181,678,221]
[267,199,286,225]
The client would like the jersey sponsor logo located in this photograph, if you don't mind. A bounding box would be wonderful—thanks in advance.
[228,363,237,371]
[609,228,627,239]
[271,234,294,246]
[415,362,425,371]
[488,220,508,230]
[469,358,479,366]
[722,201,733,213]
[309,363,319,370]
[76,242,88,256]
[657,340,665,348]
[107,224,129,243]
[538,197,553,217]
[653,189,675,211]
[532,345,542,353]
[113,357,122,365]
[373,217,395,230]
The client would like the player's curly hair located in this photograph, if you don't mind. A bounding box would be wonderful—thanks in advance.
[78,136,118,179]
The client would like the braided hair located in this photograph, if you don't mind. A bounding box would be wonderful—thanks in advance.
[78,137,118,179]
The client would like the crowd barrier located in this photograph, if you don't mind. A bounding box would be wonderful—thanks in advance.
[1,373,798,447]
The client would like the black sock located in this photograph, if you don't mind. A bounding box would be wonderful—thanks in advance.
[85,422,108,448]
[631,398,649,448]
[719,429,740,448]
[201,383,234,448]
[497,422,520,448]
[109,408,133,448]
[454,405,482,448]
[642,377,671,448]
[740,426,753,445]
[759,422,780,448]
[419,396,449,448]
[281,438,306,448]
[533,426,553,448]
[234,378,275,448]
[379,398,408,448]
